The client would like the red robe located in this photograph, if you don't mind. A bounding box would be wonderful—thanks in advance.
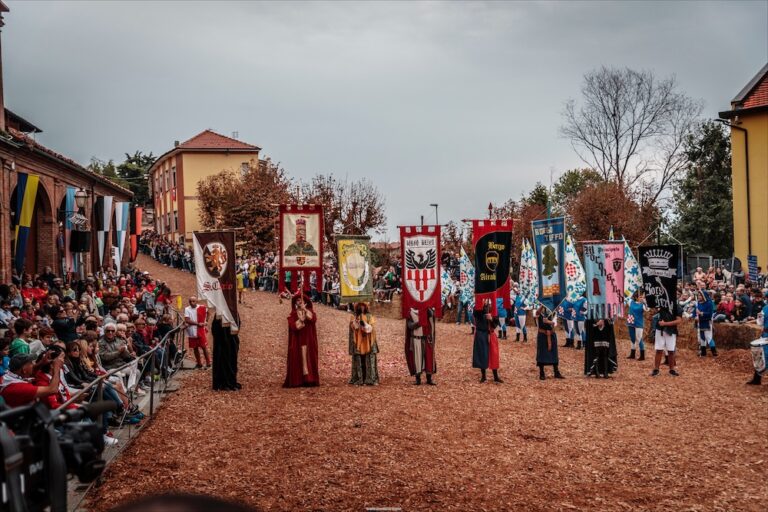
[284,302,320,387]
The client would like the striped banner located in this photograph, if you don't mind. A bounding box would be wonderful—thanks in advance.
[129,206,143,262]
[114,202,130,273]
[94,196,114,268]
[13,173,40,275]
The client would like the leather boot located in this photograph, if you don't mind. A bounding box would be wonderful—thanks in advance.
[515,333,520,342]
[564,338,573,348]
[414,373,421,385]
[480,369,487,383]
[426,374,436,385]
[576,339,582,350]
[710,346,718,357]
[539,366,545,380]
[628,349,636,359]
[699,346,707,357]
[638,350,645,361]
[747,372,762,385]
[492,369,503,383]
[554,365,565,379]
[523,332,528,342]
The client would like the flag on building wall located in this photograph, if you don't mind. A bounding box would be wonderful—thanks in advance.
[113,202,130,274]
[194,230,239,332]
[63,186,79,275]
[472,218,513,314]
[531,217,566,311]
[623,237,642,303]
[13,173,40,275]
[94,196,114,269]
[336,235,373,303]
[583,242,625,319]
[400,225,442,319]
[564,234,586,302]
[129,206,143,262]
[458,247,475,308]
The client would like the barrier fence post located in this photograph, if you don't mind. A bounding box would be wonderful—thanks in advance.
[149,351,156,416]
[97,380,104,428]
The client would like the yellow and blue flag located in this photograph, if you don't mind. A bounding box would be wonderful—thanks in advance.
[13,173,40,274]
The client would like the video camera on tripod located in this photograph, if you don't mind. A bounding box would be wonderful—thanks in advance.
[0,400,115,512]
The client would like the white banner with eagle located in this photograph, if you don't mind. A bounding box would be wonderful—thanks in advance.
[399,225,442,320]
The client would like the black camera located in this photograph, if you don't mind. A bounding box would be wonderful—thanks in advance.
[0,401,114,512]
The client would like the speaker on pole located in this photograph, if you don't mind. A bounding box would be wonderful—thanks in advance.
[70,231,92,253]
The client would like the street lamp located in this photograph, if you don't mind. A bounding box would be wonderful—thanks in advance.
[430,203,438,226]
[75,188,87,209]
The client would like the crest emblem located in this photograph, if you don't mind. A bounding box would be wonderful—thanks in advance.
[203,242,228,278]
[486,251,499,272]
[296,256,306,266]
[404,236,438,302]
[341,244,370,292]
[612,258,622,272]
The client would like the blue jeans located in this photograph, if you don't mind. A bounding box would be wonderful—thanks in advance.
[456,302,471,324]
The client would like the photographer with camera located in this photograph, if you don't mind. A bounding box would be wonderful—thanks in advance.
[0,352,65,408]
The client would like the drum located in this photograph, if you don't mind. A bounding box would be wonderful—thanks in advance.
[750,338,768,375]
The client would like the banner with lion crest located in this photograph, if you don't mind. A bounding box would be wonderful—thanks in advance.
[193,230,239,331]
[336,235,373,304]
[399,225,442,319]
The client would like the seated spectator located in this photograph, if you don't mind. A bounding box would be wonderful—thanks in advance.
[9,318,33,356]
[0,353,64,408]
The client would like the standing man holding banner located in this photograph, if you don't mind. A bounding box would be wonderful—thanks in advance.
[639,246,683,377]
[400,225,441,385]
[470,217,512,383]
[193,231,241,391]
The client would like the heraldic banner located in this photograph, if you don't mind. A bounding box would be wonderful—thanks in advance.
[94,195,114,269]
[337,235,373,304]
[129,206,143,262]
[279,204,324,294]
[531,217,566,311]
[400,225,442,319]
[638,245,679,314]
[472,219,512,314]
[193,231,239,331]
[583,242,625,319]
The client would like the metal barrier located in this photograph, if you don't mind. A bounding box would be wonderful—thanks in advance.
[62,306,187,511]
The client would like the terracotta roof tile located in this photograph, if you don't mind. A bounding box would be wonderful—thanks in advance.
[177,129,260,151]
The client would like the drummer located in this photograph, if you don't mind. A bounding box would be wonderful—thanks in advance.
[746,289,768,386]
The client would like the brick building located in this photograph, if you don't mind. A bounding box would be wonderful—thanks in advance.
[149,130,261,244]
[0,3,132,281]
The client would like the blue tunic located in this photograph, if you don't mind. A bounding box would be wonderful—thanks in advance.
[514,296,525,316]
[573,297,588,321]
[696,291,714,330]
[496,297,508,319]
[561,301,575,321]
[628,300,645,328]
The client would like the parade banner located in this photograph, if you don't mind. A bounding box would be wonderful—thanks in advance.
[400,225,442,319]
[583,242,625,319]
[638,245,678,314]
[564,234,586,302]
[94,196,114,269]
[623,238,642,303]
[336,235,373,304]
[472,219,512,314]
[13,173,40,275]
[129,206,143,262]
[458,247,475,308]
[63,186,79,275]
[279,204,324,293]
[531,217,566,310]
[193,230,239,331]
[441,267,456,307]
[748,255,759,283]
[113,202,130,274]
[518,239,539,308]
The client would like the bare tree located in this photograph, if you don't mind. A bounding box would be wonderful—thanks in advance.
[561,67,702,202]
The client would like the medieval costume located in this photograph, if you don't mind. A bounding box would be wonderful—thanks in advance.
[695,289,717,357]
[284,293,320,388]
[573,295,588,350]
[514,294,528,342]
[349,303,379,386]
[472,301,502,383]
[535,306,563,380]
[584,319,618,378]
[211,316,241,391]
[627,293,648,360]
[405,307,436,385]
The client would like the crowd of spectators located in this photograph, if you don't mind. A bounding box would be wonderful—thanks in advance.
[0,260,182,448]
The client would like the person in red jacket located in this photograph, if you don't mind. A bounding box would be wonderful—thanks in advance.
[0,353,64,408]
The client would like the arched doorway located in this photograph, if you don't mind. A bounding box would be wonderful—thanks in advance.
[9,180,53,277]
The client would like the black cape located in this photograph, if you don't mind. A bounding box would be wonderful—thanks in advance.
[584,319,618,376]
[212,317,241,391]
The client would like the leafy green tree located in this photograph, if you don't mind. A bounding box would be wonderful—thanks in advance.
[669,121,733,258]
[87,157,130,189]
[551,168,603,211]
[116,151,155,205]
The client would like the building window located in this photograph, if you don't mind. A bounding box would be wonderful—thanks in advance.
[174,211,179,231]
[166,213,171,232]
[172,166,177,188]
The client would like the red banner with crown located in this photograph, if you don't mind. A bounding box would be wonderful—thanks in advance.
[279,204,324,294]
[400,225,442,319]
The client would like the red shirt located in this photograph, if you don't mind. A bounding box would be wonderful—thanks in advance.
[0,381,38,408]
[33,371,75,410]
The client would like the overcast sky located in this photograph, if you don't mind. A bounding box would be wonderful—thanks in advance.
[3,1,767,239]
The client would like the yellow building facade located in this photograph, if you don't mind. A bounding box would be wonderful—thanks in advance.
[149,130,261,244]
[719,63,768,272]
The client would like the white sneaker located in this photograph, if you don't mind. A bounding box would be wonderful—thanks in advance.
[103,435,119,447]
